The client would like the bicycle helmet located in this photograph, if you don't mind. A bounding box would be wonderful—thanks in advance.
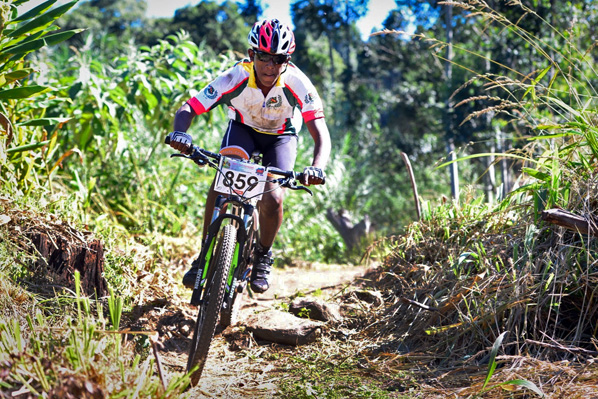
[248,19,296,55]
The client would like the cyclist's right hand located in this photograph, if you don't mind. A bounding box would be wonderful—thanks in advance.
[166,131,192,152]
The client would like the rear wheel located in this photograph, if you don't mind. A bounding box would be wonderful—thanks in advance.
[187,224,237,385]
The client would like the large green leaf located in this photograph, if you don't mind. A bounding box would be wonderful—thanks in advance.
[4,29,85,55]
[0,31,45,54]
[7,140,50,154]
[11,0,58,23]
[0,69,33,86]
[0,85,52,99]
[522,167,551,182]
[16,117,71,127]
[7,1,78,38]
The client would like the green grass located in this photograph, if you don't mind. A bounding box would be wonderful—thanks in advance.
[277,350,409,399]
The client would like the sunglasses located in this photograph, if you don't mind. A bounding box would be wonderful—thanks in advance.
[253,50,289,65]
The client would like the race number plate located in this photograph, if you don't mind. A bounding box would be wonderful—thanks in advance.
[214,157,268,199]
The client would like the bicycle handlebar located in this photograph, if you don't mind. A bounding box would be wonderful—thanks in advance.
[165,136,316,194]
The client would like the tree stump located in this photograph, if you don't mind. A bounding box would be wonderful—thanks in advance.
[28,231,108,297]
[326,208,371,251]
[541,208,598,236]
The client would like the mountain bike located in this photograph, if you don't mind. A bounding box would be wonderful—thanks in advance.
[166,139,315,385]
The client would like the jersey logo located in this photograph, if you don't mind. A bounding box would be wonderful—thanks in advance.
[304,92,316,105]
[204,85,218,99]
[266,95,282,108]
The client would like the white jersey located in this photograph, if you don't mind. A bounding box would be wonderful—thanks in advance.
[187,59,325,135]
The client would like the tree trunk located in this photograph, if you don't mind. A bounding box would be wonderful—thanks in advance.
[444,4,459,202]
[328,34,335,79]
[326,208,371,251]
[496,124,511,197]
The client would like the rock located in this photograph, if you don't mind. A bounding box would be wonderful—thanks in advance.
[244,310,324,345]
[289,297,343,324]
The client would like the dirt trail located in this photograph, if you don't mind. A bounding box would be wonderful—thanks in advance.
[161,263,370,398]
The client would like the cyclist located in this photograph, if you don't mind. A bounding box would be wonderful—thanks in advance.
[167,18,331,294]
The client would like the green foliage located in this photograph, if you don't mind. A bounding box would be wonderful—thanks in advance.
[62,0,260,57]
[32,31,234,236]
[0,0,82,195]
[59,0,146,42]
[351,7,598,389]
[434,0,598,213]
[107,287,123,331]
[171,1,252,55]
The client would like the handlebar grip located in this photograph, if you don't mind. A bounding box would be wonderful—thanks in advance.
[164,135,171,145]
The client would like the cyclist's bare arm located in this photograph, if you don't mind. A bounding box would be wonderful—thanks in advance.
[174,103,197,132]
[305,117,331,185]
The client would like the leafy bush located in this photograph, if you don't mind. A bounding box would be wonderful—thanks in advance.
[0,0,82,194]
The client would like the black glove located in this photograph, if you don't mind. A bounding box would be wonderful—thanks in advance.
[166,131,192,152]
[302,166,326,185]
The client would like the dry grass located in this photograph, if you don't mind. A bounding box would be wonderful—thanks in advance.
[326,165,598,396]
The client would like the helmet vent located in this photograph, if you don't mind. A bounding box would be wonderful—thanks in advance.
[248,18,295,55]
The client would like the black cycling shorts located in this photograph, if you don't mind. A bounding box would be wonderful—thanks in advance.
[220,120,298,171]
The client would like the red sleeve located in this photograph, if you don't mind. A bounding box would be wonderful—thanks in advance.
[302,109,325,122]
[187,97,207,115]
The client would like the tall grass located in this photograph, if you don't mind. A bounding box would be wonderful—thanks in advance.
[361,0,598,371]
[0,268,191,397]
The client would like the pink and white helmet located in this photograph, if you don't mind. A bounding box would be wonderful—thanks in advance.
[248,19,296,55]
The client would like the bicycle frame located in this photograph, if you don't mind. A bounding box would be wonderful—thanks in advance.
[190,193,257,307]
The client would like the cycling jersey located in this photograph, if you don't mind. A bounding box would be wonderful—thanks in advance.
[186,59,325,135]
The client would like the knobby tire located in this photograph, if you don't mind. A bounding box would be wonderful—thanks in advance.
[187,223,237,385]
[220,210,259,329]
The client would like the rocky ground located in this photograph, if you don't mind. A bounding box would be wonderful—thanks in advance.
[128,263,373,398]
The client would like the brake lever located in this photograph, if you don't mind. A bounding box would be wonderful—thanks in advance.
[297,186,313,196]
[286,179,313,196]
[170,153,190,159]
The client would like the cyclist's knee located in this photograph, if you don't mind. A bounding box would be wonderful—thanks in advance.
[261,190,284,210]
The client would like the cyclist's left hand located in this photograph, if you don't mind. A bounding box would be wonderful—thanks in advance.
[301,166,325,186]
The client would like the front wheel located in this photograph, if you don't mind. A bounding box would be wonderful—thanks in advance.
[220,210,259,329]
[187,223,237,386]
